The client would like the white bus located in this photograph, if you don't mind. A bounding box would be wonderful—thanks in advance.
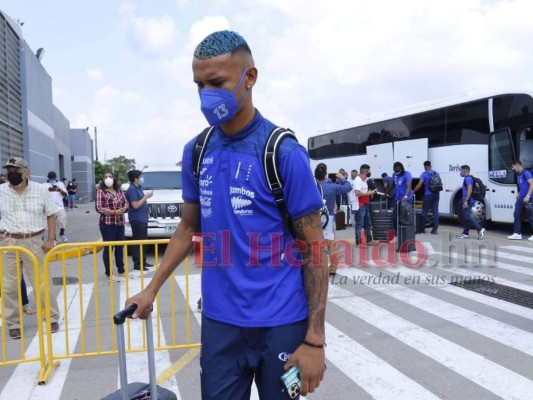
[307,91,533,225]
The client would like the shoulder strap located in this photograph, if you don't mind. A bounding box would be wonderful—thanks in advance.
[192,126,216,184]
[263,126,298,235]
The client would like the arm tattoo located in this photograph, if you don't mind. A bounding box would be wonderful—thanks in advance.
[293,212,328,338]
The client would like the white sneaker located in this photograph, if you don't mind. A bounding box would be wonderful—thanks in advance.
[60,235,68,242]
[478,228,486,240]
[456,233,469,239]
[529,235,533,241]
[507,233,522,240]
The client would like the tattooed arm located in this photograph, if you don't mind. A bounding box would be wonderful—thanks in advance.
[283,209,328,396]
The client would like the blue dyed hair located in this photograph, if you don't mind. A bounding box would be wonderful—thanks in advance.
[194,30,252,60]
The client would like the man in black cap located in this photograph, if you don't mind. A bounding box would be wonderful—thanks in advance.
[0,157,61,339]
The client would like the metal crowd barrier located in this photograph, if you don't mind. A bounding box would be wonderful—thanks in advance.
[2,239,201,385]
[0,247,47,375]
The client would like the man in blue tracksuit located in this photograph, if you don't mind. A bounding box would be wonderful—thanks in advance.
[126,31,327,399]
[412,161,440,234]
[386,162,414,237]
[507,160,533,240]
[457,165,485,239]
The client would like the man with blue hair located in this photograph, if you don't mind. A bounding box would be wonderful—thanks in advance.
[127,30,327,399]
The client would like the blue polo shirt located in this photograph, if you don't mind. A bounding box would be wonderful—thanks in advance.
[462,175,476,205]
[320,179,352,215]
[182,110,323,327]
[126,183,148,223]
[517,169,533,199]
[420,170,434,196]
[392,171,413,201]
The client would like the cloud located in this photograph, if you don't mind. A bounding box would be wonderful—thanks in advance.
[120,4,179,53]
[86,68,103,81]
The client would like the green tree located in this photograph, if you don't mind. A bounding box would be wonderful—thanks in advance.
[106,155,136,184]
[93,160,112,184]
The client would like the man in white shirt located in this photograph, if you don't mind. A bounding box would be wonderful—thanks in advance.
[349,169,358,226]
[354,164,377,246]
[0,157,61,339]
[43,171,68,242]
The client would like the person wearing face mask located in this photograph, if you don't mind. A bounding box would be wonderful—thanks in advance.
[507,160,533,240]
[0,157,61,339]
[126,31,327,399]
[457,165,485,239]
[354,164,377,246]
[95,172,129,281]
[385,161,414,240]
[125,169,154,271]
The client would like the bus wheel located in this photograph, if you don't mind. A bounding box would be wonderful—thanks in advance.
[470,200,487,226]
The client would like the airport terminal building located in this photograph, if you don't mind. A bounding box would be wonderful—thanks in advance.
[0,9,94,202]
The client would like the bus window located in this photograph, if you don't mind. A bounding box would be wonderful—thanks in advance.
[519,126,533,169]
[489,128,515,184]
[446,100,490,145]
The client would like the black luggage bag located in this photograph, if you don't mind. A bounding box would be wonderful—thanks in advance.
[397,201,416,253]
[335,211,346,230]
[102,305,177,400]
[370,201,394,241]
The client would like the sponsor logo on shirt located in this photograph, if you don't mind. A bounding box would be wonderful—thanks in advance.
[229,186,255,215]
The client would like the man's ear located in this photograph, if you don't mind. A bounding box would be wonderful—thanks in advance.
[245,67,258,89]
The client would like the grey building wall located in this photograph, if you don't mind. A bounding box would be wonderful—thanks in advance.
[21,40,70,183]
[53,106,72,180]
[0,11,24,164]
[70,128,94,203]
[1,8,93,196]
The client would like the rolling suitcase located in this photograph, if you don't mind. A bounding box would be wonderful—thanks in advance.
[335,211,346,230]
[102,305,177,400]
[397,201,416,253]
[370,200,394,241]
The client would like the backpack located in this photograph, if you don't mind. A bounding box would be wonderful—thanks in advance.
[465,175,486,201]
[192,126,299,234]
[428,170,443,192]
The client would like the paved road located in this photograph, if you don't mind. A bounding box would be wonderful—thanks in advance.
[1,204,533,399]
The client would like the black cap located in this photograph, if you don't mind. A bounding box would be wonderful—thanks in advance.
[47,171,57,180]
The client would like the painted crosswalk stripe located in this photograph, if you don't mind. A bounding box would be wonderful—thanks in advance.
[371,264,533,320]
[1,283,92,399]
[336,268,533,356]
[326,322,439,399]
[501,245,533,254]
[434,265,533,291]
[328,284,533,399]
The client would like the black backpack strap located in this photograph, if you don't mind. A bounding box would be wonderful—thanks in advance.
[263,127,298,236]
[192,126,216,184]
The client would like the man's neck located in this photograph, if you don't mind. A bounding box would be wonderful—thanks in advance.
[12,180,28,194]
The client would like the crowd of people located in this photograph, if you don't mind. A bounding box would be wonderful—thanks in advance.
[315,159,493,274]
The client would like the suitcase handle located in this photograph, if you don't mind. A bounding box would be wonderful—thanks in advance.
[113,304,138,325]
[115,305,158,400]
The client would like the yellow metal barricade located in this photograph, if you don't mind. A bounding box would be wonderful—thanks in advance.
[40,239,201,384]
[0,246,46,375]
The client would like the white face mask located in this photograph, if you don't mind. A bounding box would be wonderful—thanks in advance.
[104,177,114,187]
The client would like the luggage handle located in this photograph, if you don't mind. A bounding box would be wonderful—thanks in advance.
[114,304,158,400]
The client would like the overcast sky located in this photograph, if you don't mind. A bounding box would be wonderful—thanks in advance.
[2,0,532,169]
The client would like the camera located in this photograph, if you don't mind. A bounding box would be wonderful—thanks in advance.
[280,366,301,399]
